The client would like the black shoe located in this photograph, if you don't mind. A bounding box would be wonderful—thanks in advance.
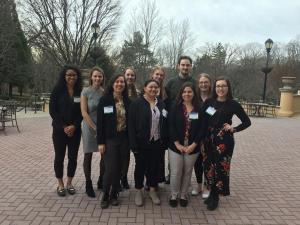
[165,175,170,184]
[207,194,219,211]
[110,192,119,206]
[86,180,96,198]
[179,198,188,207]
[204,193,213,205]
[121,178,130,189]
[97,177,103,190]
[57,187,66,197]
[169,198,178,207]
[101,193,110,209]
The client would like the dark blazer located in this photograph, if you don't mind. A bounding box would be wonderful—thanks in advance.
[97,94,130,145]
[168,103,206,155]
[128,96,168,152]
[49,87,82,130]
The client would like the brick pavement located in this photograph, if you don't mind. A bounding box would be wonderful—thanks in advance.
[0,115,300,225]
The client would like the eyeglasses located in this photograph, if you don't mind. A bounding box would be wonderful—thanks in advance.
[216,85,228,89]
[66,73,77,77]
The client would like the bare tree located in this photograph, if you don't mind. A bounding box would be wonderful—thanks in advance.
[124,0,163,51]
[159,19,194,69]
[18,0,121,66]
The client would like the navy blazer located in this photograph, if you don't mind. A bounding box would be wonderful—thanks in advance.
[168,104,206,155]
[97,94,130,145]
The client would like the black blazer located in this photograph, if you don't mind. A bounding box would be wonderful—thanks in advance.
[49,87,82,130]
[128,96,168,152]
[168,104,206,155]
[97,94,130,145]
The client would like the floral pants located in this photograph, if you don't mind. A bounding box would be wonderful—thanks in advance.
[203,127,235,196]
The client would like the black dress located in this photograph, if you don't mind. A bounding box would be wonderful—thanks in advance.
[202,98,251,196]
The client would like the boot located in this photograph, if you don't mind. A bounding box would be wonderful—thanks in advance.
[101,192,110,209]
[110,191,119,206]
[97,176,103,190]
[85,180,96,198]
[121,177,130,189]
[207,188,219,211]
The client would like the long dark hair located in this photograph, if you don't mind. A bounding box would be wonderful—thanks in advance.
[212,76,233,100]
[176,82,200,110]
[54,65,82,95]
[104,74,129,100]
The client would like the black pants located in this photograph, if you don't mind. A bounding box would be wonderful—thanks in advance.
[83,152,105,182]
[194,153,204,183]
[120,143,130,182]
[134,140,161,189]
[52,128,81,179]
[103,133,129,194]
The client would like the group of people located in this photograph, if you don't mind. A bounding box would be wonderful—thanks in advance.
[49,55,251,211]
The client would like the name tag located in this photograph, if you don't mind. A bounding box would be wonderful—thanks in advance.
[162,109,168,118]
[104,106,114,114]
[206,106,216,116]
[74,97,80,103]
[189,112,198,120]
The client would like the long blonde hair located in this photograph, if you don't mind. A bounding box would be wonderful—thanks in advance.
[150,65,167,100]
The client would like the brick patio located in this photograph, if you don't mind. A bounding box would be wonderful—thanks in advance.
[0,115,300,225]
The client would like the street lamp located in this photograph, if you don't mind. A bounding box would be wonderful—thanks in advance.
[261,38,273,103]
[91,22,100,65]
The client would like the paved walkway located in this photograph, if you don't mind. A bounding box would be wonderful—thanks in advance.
[0,115,300,225]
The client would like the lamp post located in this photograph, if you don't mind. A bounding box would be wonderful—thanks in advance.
[261,38,273,103]
[91,22,100,66]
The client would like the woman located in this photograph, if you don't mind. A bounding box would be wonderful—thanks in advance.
[192,73,212,198]
[168,82,206,207]
[149,66,168,185]
[119,67,140,189]
[128,79,168,206]
[125,67,140,101]
[49,65,83,197]
[97,74,130,209]
[150,65,167,101]
[80,67,105,198]
[202,77,251,211]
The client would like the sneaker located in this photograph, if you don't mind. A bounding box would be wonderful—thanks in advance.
[202,190,210,199]
[110,192,119,206]
[149,190,160,205]
[101,193,110,209]
[191,189,199,196]
[135,189,144,206]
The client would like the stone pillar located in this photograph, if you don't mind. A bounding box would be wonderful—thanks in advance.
[81,68,90,87]
[278,76,296,117]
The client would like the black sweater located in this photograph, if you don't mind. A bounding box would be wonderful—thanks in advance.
[97,94,130,145]
[168,104,206,155]
[202,98,251,132]
[49,87,82,130]
[128,96,168,152]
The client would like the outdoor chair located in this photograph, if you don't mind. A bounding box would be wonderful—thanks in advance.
[0,101,20,132]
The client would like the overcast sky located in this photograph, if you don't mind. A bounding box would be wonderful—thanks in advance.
[117,0,300,46]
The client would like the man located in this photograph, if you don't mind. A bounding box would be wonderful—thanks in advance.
[164,55,196,184]
[165,55,196,109]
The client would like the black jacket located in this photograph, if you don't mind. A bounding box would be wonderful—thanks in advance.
[128,96,168,152]
[168,104,206,155]
[49,87,82,130]
[97,94,130,145]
